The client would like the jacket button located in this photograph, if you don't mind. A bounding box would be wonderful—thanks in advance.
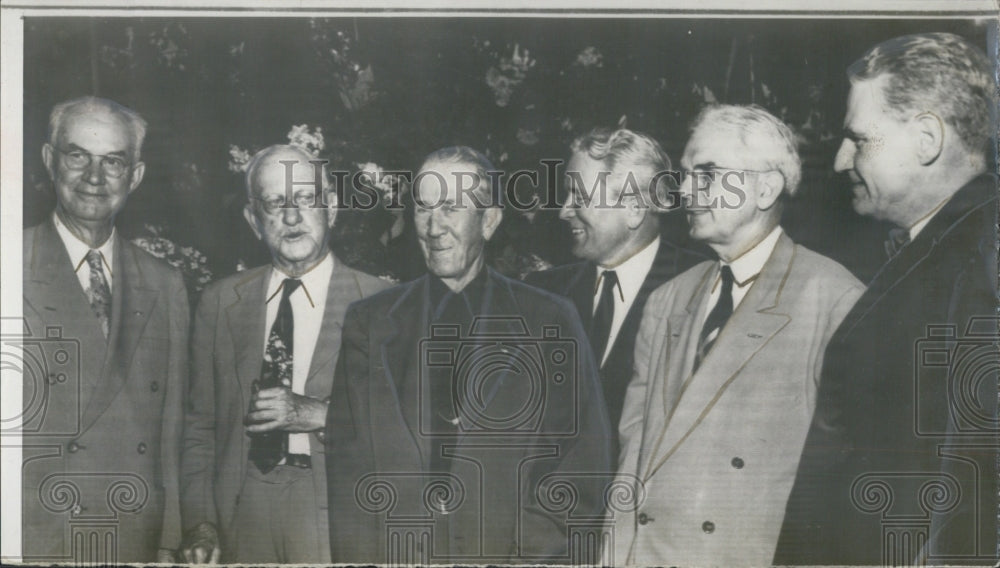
[637,512,652,525]
[702,520,715,533]
[137,442,147,454]
[150,381,159,392]
[67,441,80,453]
[731,457,744,469]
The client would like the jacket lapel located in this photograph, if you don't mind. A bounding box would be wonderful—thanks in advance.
[80,239,158,432]
[568,264,596,330]
[643,235,795,480]
[303,260,359,398]
[225,267,268,407]
[24,221,109,412]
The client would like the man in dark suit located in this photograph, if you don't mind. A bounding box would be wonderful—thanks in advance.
[179,145,391,563]
[21,96,189,563]
[776,32,999,566]
[325,146,613,565]
[526,128,706,438]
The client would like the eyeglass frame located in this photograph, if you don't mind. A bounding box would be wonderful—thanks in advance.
[51,146,135,179]
[250,190,329,216]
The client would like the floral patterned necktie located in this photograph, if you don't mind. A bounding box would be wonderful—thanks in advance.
[85,250,111,338]
[249,278,301,474]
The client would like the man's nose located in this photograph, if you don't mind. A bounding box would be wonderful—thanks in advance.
[84,157,106,185]
[558,195,576,220]
[833,139,855,173]
[281,203,303,225]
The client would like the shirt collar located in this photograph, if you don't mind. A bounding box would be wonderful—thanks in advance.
[429,267,489,311]
[725,226,783,287]
[53,211,115,276]
[594,237,660,300]
[266,253,334,307]
[908,197,950,242]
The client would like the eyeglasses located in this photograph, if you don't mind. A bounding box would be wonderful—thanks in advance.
[683,166,776,182]
[54,147,133,179]
[252,192,322,215]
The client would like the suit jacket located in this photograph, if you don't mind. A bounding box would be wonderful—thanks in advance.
[179,258,390,561]
[776,174,1000,566]
[21,219,190,563]
[525,238,708,437]
[325,268,614,565]
[614,233,863,566]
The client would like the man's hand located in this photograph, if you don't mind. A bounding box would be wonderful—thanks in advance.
[245,387,328,433]
[181,521,221,564]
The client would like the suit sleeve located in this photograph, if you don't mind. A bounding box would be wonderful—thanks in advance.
[180,285,221,532]
[325,302,379,562]
[159,270,191,551]
[518,299,614,563]
[808,279,864,404]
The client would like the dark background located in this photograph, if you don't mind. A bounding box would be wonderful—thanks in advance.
[22,16,996,295]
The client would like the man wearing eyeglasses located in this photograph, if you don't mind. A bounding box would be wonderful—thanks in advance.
[21,96,189,563]
[612,104,863,566]
[179,144,390,564]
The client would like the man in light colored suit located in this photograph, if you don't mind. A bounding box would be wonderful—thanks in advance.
[612,105,864,566]
[179,145,391,563]
[22,96,189,563]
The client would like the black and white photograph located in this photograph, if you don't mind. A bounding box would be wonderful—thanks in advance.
[1,1,997,565]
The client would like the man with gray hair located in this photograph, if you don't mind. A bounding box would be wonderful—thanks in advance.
[325,146,613,564]
[527,128,706,447]
[180,144,390,563]
[22,96,189,563]
[613,104,863,565]
[777,32,998,566]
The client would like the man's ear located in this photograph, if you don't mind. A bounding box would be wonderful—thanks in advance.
[243,204,263,240]
[914,111,945,166]
[756,170,785,211]
[624,195,649,230]
[325,188,339,229]
[128,161,146,194]
[481,207,503,241]
[42,144,55,177]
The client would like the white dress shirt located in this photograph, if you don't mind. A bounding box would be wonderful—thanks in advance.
[53,211,115,294]
[592,237,660,366]
[699,226,783,344]
[262,253,333,455]
[908,196,950,242]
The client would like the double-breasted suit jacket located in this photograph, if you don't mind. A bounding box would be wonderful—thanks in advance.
[325,268,614,564]
[614,233,863,566]
[21,220,190,563]
[179,259,390,561]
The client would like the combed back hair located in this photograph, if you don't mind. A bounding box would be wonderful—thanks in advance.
[418,145,502,207]
[571,127,672,195]
[690,104,802,196]
[48,96,148,162]
[244,144,330,200]
[848,32,993,157]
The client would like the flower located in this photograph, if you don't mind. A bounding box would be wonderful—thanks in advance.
[228,145,251,173]
[485,43,536,107]
[574,46,603,68]
[286,124,325,157]
[131,224,213,295]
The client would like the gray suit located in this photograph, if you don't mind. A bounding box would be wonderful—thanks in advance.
[613,233,863,566]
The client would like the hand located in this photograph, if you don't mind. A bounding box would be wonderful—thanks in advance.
[181,522,221,564]
[245,387,328,433]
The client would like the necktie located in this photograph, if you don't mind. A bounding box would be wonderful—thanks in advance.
[590,270,620,365]
[249,278,301,474]
[694,265,734,371]
[85,250,111,338]
[884,227,911,259]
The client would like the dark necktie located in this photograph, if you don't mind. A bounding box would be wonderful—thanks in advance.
[85,250,111,338]
[590,270,620,365]
[694,265,734,371]
[884,227,911,259]
[249,278,301,474]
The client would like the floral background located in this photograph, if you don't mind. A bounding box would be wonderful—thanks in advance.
[22,17,993,300]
